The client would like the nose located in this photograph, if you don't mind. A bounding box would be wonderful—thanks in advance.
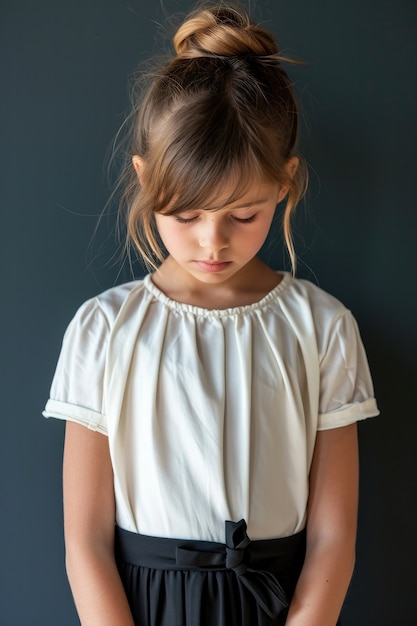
[198,216,229,252]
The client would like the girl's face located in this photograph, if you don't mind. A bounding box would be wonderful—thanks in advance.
[154,177,288,289]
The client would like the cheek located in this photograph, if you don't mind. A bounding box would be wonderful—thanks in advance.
[246,219,274,248]
[155,218,186,251]
[154,218,169,250]
[155,216,169,240]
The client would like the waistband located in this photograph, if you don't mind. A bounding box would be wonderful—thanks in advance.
[115,519,306,620]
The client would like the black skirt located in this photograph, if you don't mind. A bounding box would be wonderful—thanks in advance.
[115,519,308,626]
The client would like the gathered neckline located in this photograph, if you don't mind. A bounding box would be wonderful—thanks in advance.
[143,272,292,318]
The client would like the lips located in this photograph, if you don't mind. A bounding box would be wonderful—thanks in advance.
[195,260,231,273]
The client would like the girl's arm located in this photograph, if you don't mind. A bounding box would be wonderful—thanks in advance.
[63,421,135,626]
[286,423,359,626]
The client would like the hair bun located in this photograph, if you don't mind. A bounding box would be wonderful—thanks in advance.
[173,6,278,59]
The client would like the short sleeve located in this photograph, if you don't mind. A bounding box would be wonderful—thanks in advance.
[43,298,109,434]
[318,310,379,430]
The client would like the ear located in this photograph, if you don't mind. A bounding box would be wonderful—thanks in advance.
[132,155,146,185]
[276,156,299,203]
[285,156,299,179]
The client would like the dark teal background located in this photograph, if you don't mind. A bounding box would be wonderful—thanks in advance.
[1,1,416,624]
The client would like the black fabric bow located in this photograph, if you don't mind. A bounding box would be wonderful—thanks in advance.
[175,519,289,619]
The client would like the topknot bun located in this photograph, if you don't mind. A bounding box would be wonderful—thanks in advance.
[173,6,278,59]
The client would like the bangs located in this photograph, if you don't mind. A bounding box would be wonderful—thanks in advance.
[145,95,282,216]
[160,155,271,217]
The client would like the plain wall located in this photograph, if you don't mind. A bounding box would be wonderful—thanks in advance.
[1,1,416,624]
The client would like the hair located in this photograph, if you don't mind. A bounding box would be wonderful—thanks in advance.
[120,2,307,273]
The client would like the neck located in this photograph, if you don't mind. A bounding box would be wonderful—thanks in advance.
[151,257,282,309]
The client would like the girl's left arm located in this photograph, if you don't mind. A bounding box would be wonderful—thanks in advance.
[286,423,359,626]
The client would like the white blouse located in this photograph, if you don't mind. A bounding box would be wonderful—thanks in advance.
[43,273,378,542]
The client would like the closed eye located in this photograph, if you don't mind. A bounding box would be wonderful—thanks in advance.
[232,215,256,223]
[174,213,257,224]
[175,215,198,224]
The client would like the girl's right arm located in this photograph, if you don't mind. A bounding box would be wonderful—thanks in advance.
[63,421,135,626]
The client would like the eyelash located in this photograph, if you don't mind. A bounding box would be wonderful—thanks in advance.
[175,215,198,224]
[174,215,256,224]
[234,215,256,223]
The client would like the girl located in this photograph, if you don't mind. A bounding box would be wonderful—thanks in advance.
[43,4,379,625]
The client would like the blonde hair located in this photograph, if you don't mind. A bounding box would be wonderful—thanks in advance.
[121,3,307,273]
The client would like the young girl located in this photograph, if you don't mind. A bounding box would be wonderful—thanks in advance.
[43,4,379,625]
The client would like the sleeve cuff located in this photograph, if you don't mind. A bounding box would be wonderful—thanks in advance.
[43,399,108,435]
[318,397,379,431]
